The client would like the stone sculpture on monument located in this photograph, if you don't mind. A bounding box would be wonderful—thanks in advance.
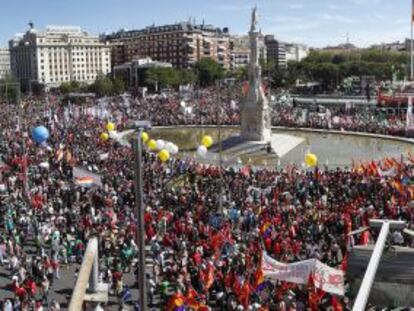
[241,7,272,142]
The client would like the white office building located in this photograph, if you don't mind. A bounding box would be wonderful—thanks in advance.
[285,43,309,62]
[9,25,111,88]
[0,48,11,80]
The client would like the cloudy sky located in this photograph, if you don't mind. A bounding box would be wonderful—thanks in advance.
[0,0,411,48]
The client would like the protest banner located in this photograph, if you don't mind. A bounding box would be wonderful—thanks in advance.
[313,260,345,296]
[262,252,315,285]
[263,252,345,296]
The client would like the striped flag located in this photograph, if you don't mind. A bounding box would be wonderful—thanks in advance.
[73,167,102,187]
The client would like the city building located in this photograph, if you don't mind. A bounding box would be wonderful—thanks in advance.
[104,21,231,69]
[230,35,266,70]
[113,57,172,88]
[264,35,286,68]
[371,41,405,52]
[9,25,111,89]
[0,48,11,80]
[285,43,309,62]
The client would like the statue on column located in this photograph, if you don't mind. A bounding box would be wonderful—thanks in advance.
[241,7,271,142]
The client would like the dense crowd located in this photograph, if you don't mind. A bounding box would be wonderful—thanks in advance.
[0,91,413,311]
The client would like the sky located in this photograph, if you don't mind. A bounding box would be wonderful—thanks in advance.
[0,0,411,48]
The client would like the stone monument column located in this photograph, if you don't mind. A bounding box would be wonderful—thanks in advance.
[241,7,271,142]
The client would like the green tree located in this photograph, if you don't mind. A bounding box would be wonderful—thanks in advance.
[145,67,161,91]
[112,76,126,95]
[234,66,248,81]
[179,69,197,85]
[195,58,224,86]
[0,73,19,102]
[91,73,113,97]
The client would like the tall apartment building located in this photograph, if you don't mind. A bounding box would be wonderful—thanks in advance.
[229,34,266,70]
[9,25,111,88]
[104,22,231,69]
[264,35,286,68]
[0,48,11,80]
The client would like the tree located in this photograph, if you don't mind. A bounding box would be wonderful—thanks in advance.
[195,58,224,86]
[91,73,113,97]
[112,76,126,95]
[234,66,248,81]
[0,73,19,102]
[179,69,197,86]
[145,67,161,92]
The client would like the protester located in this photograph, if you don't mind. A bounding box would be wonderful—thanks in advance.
[0,90,412,311]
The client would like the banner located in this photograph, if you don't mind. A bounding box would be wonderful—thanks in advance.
[262,253,315,285]
[262,252,345,296]
[73,167,102,187]
[313,260,345,296]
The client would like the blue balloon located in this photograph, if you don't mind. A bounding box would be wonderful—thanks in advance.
[32,126,49,144]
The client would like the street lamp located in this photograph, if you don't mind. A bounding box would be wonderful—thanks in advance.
[126,120,152,311]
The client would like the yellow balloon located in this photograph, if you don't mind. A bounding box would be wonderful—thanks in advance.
[147,139,157,151]
[201,135,213,148]
[141,132,149,143]
[305,153,318,167]
[100,132,109,141]
[157,149,170,162]
[106,122,115,132]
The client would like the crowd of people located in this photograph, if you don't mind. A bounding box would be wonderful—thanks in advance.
[0,90,412,310]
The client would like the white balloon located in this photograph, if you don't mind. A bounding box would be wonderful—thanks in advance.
[197,145,208,157]
[156,139,165,150]
[109,130,119,140]
[165,142,175,153]
[170,144,179,155]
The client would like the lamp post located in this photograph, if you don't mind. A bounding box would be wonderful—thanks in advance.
[127,120,152,311]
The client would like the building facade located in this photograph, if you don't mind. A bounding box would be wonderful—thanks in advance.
[264,35,286,68]
[230,35,266,70]
[9,25,111,88]
[113,57,172,88]
[0,49,11,80]
[285,43,309,62]
[104,22,231,69]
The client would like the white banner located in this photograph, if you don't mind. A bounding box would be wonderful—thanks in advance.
[313,260,345,296]
[263,252,345,296]
[263,253,315,285]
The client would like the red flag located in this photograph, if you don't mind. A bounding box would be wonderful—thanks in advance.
[240,166,250,177]
[331,295,343,311]
[204,263,215,290]
[360,230,370,245]
[238,281,252,309]
[242,81,249,97]
[341,253,348,272]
